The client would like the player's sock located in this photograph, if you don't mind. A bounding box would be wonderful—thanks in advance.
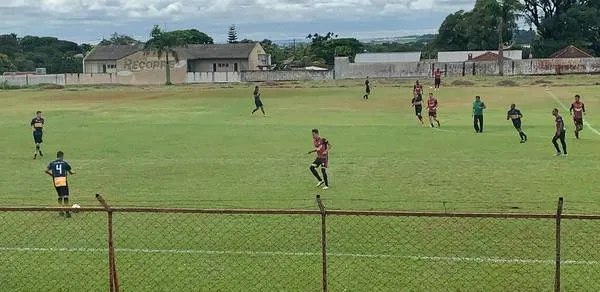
[437,120,440,127]
[252,108,258,114]
[561,141,567,155]
[310,166,322,182]
[575,130,580,139]
[260,108,266,115]
[321,169,329,187]
[58,198,64,216]
[430,123,434,128]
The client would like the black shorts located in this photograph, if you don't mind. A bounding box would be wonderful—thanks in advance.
[254,99,263,107]
[33,132,43,144]
[365,87,370,94]
[55,186,69,198]
[512,119,522,129]
[574,118,583,126]
[434,78,441,86]
[415,105,423,116]
[428,111,437,118]
[312,157,328,168]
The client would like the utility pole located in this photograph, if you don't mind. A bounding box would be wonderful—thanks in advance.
[498,15,505,76]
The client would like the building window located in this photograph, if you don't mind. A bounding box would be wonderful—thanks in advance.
[217,63,229,68]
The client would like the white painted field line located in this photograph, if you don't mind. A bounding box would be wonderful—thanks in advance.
[546,90,600,136]
[0,246,597,265]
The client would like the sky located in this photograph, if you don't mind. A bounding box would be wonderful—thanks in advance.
[0,0,477,44]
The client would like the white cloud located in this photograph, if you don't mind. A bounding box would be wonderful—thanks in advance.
[0,0,476,43]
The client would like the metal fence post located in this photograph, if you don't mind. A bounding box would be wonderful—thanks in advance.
[316,195,328,292]
[97,194,120,292]
[555,197,564,292]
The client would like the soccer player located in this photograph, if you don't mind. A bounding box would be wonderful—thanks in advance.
[45,151,75,217]
[307,129,332,190]
[427,92,440,128]
[569,94,586,139]
[506,104,528,143]
[411,93,424,125]
[433,68,442,91]
[31,111,45,159]
[551,108,568,156]
[363,76,370,100]
[251,86,266,116]
[413,80,423,98]
[472,96,486,133]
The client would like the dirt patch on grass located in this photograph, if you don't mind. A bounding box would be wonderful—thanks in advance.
[451,80,476,86]
[39,83,65,90]
[496,80,519,87]
[530,79,553,85]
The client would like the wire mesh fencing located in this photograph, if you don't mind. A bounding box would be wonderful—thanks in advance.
[0,208,108,292]
[111,210,322,291]
[1,196,600,291]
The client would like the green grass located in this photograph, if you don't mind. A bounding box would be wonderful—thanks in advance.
[1,76,600,291]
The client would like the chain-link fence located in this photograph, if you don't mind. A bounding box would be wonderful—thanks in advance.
[1,196,598,291]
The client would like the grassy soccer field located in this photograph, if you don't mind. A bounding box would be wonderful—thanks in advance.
[1,76,599,291]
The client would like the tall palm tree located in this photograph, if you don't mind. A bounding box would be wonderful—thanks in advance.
[144,25,187,85]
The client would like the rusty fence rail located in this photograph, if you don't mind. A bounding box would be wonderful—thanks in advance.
[1,196,599,291]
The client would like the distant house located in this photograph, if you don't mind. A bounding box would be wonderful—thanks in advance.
[549,45,593,58]
[178,43,270,72]
[437,50,522,62]
[354,52,421,63]
[470,52,511,62]
[83,45,143,74]
[82,43,271,74]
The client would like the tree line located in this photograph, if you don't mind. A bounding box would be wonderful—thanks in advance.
[0,0,598,75]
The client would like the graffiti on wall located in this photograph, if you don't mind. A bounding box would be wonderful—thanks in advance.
[534,59,587,73]
[122,59,184,71]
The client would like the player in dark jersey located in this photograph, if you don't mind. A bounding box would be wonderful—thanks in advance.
[251,86,266,116]
[307,129,332,190]
[426,93,440,128]
[363,77,370,100]
[31,111,45,159]
[433,68,442,91]
[411,94,424,125]
[569,94,586,139]
[506,104,528,143]
[413,80,423,99]
[45,151,76,217]
[551,108,567,156]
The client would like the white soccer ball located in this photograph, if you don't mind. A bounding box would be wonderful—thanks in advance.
[71,203,81,212]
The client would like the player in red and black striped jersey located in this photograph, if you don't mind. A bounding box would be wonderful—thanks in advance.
[413,80,423,99]
[427,93,440,128]
[31,111,45,159]
[307,129,332,190]
[433,68,442,91]
[569,94,586,139]
[552,108,567,156]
